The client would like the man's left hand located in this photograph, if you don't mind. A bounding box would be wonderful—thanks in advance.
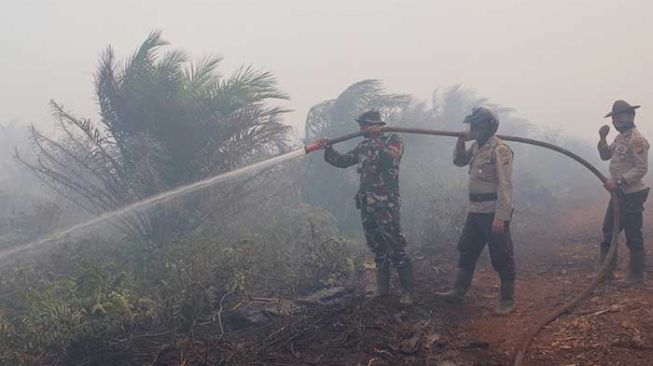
[604,179,619,191]
[492,218,505,235]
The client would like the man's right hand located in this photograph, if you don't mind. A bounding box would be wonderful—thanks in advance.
[314,138,329,148]
[304,138,331,153]
[603,178,619,191]
[599,125,610,139]
[459,131,473,142]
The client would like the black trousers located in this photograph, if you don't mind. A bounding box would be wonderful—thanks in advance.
[457,213,516,281]
[601,188,649,253]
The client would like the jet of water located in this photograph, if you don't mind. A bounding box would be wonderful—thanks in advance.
[0,149,306,262]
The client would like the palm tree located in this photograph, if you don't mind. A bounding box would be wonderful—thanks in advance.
[305,79,409,142]
[18,31,291,243]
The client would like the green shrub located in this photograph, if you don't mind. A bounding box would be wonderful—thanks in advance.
[0,263,158,365]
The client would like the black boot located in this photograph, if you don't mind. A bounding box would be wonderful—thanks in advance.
[599,245,617,282]
[397,260,416,305]
[435,268,473,301]
[622,248,645,285]
[495,278,515,315]
[375,259,391,297]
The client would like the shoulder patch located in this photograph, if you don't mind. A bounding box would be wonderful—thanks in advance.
[385,134,403,156]
[387,143,402,156]
[632,136,649,154]
[496,145,513,165]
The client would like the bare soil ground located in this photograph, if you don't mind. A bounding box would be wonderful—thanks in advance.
[154,203,653,366]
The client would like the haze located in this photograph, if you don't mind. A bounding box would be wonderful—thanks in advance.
[2,0,652,141]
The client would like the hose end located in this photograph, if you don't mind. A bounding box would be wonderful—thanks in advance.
[304,142,322,154]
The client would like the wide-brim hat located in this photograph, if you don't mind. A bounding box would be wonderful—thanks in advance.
[605,100,640,118]
[355,111,386,125]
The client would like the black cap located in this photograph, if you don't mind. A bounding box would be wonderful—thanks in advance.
[355,111,386,125]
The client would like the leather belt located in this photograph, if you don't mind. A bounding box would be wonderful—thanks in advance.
[469,192,498,202]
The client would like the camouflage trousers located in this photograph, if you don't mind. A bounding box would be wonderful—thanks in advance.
[359,194,411,270]
[457,213,516,281]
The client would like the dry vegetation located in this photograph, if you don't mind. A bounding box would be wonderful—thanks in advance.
[0,32,613,365]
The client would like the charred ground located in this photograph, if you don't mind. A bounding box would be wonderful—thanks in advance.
[147,203,653,366]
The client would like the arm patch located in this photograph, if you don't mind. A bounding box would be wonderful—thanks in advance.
[497,145,513,165]
[387,143,402,157]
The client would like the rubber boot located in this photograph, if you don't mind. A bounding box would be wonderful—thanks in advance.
[599,245,617,282]
[622,248,645,285]
[397,260,416,305]
[435,268,473,302]
[495,278,515,315]
[375,260,391,297]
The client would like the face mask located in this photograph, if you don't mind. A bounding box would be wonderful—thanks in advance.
[614,122,634,133]
[360,124,383,138]
[612,113,636,133]
[471,124,493,145]
[613,117,635,133]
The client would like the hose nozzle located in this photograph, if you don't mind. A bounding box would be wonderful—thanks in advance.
[304,139,328,154]
[304,143,320,154]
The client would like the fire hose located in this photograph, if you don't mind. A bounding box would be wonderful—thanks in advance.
[304,127,621,366]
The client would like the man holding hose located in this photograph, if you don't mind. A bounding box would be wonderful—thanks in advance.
[313,111,417,305]
[436,107,517,315]
[598,100,649,285]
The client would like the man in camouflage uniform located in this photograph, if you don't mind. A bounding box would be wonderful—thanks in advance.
[436,107,516,315]
[598,100,649,285]
[315,111,416,305]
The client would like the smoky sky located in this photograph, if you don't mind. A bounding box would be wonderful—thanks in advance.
[1,0,652,142]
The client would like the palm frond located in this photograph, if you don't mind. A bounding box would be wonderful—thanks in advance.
[184,56,223,93]
[121,30,168,93]
[158,49,188,73]
[221,65,289,103]
[331,79,384,119]
[95,46,122,133]
[196,103,290,174]
[304,100,335,141]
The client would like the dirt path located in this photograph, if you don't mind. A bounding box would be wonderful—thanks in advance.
[432,203,653,366]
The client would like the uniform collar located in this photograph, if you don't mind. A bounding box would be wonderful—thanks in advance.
[478,135,499,150]
[620,127,637,138]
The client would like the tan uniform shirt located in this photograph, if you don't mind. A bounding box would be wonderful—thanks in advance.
[598,127,649,194]
[454,136,514,221]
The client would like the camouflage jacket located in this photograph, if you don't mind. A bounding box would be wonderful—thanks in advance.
[324,133,403,206]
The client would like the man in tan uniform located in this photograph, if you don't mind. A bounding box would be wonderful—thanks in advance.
[598,100,649,284]
[436,107,516,315]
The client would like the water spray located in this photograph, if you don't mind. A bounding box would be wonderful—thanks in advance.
[0,149,306,262]
[305,127,621,366]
